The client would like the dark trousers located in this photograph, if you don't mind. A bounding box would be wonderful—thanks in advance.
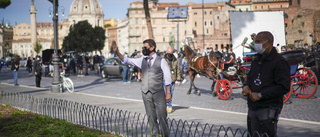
[35,73,42,87]
[142,91,169,137]
[247,108,281,137]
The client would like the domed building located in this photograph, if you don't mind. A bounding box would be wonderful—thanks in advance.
[69,0,104,27]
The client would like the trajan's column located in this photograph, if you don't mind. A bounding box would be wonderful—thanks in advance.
[30,0,37,51]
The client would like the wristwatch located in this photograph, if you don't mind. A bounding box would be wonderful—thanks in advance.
[258,92,262,98]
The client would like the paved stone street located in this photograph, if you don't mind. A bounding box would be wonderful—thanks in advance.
[1,67,320,136]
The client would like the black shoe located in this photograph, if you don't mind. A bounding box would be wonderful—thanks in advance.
[14,84,19,86]
[85,73,89,75]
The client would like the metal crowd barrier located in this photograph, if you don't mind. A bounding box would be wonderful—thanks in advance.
[0,91,268,137]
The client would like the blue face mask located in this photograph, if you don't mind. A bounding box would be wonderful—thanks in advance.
[255,40,268,54]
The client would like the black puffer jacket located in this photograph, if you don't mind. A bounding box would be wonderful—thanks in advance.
[244,48,291,110]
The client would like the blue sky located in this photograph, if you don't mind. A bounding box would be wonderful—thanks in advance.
[0,0,221,26]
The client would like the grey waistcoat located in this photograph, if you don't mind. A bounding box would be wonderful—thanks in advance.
[141,55,164,94]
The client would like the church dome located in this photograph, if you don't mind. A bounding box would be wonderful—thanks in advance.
[69,0,104,27]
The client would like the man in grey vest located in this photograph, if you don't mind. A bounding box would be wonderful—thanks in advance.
[112,39,172,137]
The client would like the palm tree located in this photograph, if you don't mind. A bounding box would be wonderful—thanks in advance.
[143,0,154,39]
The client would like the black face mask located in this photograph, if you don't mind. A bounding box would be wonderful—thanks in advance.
[142,47,153,56]
[166,53,174,61]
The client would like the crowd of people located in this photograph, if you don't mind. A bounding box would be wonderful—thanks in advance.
[4,31,302,137]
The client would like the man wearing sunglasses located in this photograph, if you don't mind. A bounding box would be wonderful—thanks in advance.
[112,39,171,137]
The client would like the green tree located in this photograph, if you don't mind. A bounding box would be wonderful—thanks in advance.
[0,0,11,9]
[62,20,105,52]
[34,42,42,55]
[93,26,106,54]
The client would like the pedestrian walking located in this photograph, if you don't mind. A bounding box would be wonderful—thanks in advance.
[33,56,42,87]
[112,39,171,137]
[242,31,290,137]
[93,53,101,75]
[84,55,90,75]
[11,56,20,86]
[77,55,83,76]
[26,57,33,76]
[164,47,181,114]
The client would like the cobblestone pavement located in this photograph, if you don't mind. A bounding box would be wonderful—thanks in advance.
[1,67,320,137]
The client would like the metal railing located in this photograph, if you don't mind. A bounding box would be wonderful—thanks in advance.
[0,91,267,137]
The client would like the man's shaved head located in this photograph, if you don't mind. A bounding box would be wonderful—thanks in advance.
[258,31,274,44]
[167,47,174,54]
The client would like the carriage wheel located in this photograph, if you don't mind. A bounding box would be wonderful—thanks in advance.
[283,83,292,103]
[291,68,318,99]
[216,79,232,100]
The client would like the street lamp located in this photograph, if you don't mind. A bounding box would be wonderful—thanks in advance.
[48,6,65,18]
[48,0,64,93]
[1,18,11,57]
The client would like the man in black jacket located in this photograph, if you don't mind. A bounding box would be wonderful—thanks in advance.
[34,56,42,87]
[242,31,290,137]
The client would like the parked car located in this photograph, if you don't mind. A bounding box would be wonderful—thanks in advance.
[19,57,28,67]
[100,57,124,79]
[0,59,8,71]
[6,57,15,67]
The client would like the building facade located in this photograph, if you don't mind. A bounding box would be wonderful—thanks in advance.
[117,18,129,54]
[68,0,104,28]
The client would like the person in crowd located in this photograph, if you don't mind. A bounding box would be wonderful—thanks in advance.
[33,56,42,87]
[242,33,256,52]
[242,31,290,137]
[222,47,229,71]
[122,52,131,84]
[26,57,33,76]
[70,56,76,75]
[134,51,142,82]
[11,56,20,86]
[302,43,309,56]
[77,54,84,76]
[84,54,90,75]
[112,40,171,137]
[93,52,101,75]
[49,54,54,77]
[164,47,181,114]
[281,46,287,52]
[224,48,236,71]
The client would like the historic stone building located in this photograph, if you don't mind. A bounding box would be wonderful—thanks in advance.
[69,0,104,28]
[11,0,109,57]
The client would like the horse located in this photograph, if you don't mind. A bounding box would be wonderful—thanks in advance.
[182,45,221,96]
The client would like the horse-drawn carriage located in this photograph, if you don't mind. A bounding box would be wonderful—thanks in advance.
[281,49,318,102]
[183,43,319,102]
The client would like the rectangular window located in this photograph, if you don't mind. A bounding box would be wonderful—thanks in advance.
[142,19,145,25]
[261,5,263,9]
[163,37,166,42]
[152,19,156,24]
[210,11,212,15]
[206,29,209,34]
[136,38,139,43]
[135,18,139,24]
[162,27,166,35]
[204,11,207,15]
[142,28,145,34]
[153,27,156,34]
[194,12,197,15]
[136,28,139,35]
[195,21,197,27]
